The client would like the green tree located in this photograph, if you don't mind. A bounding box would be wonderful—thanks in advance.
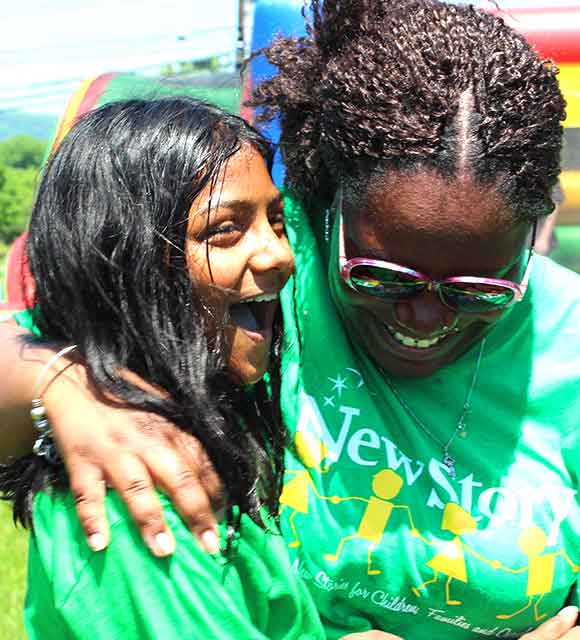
[0,135,45,169]
[0,135,45,244]
[0,166,38,243]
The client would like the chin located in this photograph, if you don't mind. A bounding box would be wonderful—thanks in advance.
[377,354,450,379]
[225,322,274,384]
[230,363,268,385]
[228,346,271,385]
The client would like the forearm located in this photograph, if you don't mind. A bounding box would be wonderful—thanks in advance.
[1,318,225,555]
[0,320,65,461]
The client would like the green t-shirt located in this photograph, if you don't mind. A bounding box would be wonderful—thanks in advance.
[26,490,325,640]
[278,196,580,639]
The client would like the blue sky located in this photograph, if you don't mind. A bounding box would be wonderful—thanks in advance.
[1,0,238,114]
[2,0,579,115]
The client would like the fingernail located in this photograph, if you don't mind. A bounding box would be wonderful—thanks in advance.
[557,605,578,625]
[154,532,175,557]
[88,533,106,552]
[200,528,220,554]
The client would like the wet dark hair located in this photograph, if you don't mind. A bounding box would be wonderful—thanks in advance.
[0,97,285,537]
[249,0,565,221]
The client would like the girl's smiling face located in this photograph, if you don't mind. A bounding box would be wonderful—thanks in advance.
[186,145,294,384]
[330,168,533,378]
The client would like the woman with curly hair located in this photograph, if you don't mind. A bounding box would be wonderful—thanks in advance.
[2,1,580,638]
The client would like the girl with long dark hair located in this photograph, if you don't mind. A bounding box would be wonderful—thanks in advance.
[0,96,330,639]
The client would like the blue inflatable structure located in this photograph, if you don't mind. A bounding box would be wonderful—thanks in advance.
[249,0,306,185]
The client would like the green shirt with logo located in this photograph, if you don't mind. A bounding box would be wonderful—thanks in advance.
[278,195,580,639]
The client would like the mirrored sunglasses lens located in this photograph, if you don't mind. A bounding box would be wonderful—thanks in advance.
[441,283,515,312]
[350,265,424,299]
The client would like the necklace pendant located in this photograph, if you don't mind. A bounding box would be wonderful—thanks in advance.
[443,452,456,479]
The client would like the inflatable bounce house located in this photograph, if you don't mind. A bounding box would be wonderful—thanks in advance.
[497,5,580,271]
[1,1,579,317]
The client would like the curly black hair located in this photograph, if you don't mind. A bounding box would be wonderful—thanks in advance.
[249,0,566,221]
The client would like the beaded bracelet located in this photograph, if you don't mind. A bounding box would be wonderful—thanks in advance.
[30,344,77,464]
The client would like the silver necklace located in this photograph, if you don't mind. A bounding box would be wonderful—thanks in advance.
[384,338,486,479]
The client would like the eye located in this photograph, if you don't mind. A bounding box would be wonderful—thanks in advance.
[199,221,243,246]
[269,208,286,235]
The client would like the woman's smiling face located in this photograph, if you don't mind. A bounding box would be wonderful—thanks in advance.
[186,145,294,384]
[330,168,533,378]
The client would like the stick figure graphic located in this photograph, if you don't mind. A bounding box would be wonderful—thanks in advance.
[412,502,495,605]
[493,526,580,622]
[323,469,415,575]
[279,431,332,548]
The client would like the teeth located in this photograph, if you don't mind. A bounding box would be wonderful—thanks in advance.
[386,325,446,349]
[240,292,278,303]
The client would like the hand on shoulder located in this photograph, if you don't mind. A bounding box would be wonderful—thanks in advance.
[39,357,223,557]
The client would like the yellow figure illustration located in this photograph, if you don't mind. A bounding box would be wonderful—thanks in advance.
[279,431,332,548]
[412,502,496,606]
[323,469,416,576]
[493,526,580,622]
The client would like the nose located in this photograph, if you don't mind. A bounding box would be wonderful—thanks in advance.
[249,222,295,284]
[393,288,457,336]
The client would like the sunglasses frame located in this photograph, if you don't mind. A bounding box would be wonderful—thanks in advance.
[336,187,536,313]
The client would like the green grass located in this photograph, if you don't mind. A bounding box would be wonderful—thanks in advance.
[0,502,28,640]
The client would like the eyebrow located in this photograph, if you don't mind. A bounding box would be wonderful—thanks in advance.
[351,240,526,278]
[198,193,284,217]
[198,198,254,217]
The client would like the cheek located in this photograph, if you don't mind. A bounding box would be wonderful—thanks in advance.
[187,244,245,293]
[459,309,506,328]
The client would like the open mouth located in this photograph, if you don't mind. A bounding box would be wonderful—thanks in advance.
[229,292,279,336]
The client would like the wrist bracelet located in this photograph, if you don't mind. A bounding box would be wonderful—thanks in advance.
[31,344,77,464]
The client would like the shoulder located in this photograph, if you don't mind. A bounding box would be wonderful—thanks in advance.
[524,258,580,414]
[529,256,580,329]
[532,254,580,285]
[30,489,225,596]
[28,490,324,640]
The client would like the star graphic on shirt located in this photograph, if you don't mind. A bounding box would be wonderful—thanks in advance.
[323,395,336,407]
[328,374,348,397]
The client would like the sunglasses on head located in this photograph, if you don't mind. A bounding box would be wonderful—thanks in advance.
[337,187,536,314]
